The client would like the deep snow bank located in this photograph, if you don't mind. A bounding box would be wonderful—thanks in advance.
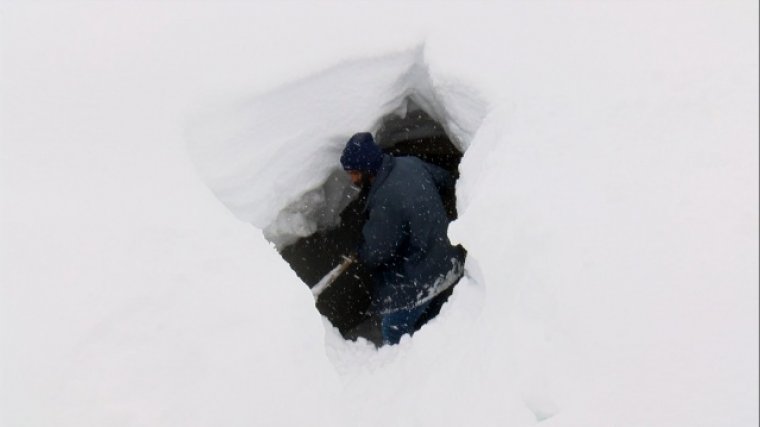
[187,47,486,249]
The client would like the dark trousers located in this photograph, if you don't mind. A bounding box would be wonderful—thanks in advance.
[381,301,432,345]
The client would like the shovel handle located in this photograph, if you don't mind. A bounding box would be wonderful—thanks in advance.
[311,255,355,298]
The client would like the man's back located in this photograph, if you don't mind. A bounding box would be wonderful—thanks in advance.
[359,155,464,313]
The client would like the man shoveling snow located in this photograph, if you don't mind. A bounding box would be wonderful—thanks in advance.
[339,132,465,345]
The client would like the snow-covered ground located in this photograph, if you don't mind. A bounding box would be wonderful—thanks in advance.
[1,2,757,426]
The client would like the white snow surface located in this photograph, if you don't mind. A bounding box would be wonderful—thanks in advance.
[1,2,757,427]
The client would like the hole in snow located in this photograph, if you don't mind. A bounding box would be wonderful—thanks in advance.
[279,99,466,346]
[186,47,487,348]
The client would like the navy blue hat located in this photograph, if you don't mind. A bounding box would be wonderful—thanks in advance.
[340,132,383,175]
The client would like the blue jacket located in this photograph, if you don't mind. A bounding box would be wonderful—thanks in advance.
[358,155,464,313]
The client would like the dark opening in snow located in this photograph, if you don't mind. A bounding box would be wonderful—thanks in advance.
[280,100,465,346]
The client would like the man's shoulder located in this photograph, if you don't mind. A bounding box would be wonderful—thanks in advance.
[387,156,431,181]
[370,158,413,200]
[372,155,432,193]
[394,155,425,169]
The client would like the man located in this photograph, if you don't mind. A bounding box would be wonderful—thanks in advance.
[340,132,465,345]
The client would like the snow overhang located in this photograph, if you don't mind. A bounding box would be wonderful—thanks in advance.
[186,46,487,247]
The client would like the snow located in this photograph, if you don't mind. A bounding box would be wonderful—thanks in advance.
[1,1,757,426]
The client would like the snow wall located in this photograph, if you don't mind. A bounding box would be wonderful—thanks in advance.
[2,2,757,427]
[187,47,485,249]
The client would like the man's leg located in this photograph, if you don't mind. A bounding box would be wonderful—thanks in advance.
[381,302,431,345]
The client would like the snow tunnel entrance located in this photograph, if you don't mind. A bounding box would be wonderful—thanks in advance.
[279,100,466,346]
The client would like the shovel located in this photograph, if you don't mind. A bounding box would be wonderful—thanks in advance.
[311,255,355,298]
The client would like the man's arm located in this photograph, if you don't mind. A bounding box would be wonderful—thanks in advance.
[422,161,455,193]
[422,161,458,220]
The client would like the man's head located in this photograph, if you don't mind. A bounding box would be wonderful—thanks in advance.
[340,132,383,186]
